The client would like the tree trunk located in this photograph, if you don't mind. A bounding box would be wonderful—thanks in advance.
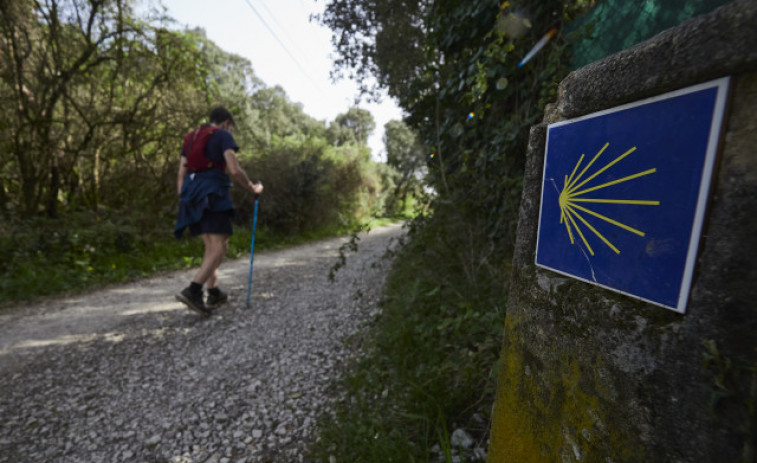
[46,153,59,218]
[0,176,8,220]
[92,146,100,211]
[18,152,39,216]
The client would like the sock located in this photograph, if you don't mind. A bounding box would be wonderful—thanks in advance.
[189,282,203,294]
[208,287,221,296]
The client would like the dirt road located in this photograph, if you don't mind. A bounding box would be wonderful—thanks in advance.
[0,223,404,462]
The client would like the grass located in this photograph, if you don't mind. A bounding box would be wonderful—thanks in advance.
[0,210,399,309]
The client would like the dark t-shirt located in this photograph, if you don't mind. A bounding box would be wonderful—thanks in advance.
[204,129,239,164]
[181,128,239,167]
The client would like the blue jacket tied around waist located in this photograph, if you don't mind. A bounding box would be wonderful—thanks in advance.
[174,169,234,239]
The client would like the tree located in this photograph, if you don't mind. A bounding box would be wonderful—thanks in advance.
[321,0,590,216]
[383,119,425,207]
[250,85,327,149]
[0,0,216,216]
[318,0,432,105]
[0,0,142,216]
[0,1,223,216]
[327,107,375,147]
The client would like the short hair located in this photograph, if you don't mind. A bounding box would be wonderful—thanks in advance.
[209,106,235,126]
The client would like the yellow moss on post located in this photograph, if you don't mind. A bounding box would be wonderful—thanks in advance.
[487,311,644,462]
[488,344,546,462]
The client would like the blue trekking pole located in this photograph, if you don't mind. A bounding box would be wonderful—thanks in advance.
[246,195,259,309]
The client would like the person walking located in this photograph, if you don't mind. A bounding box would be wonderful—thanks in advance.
[174,106,263,316]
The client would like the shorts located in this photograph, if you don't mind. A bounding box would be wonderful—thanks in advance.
[189,209,234,236]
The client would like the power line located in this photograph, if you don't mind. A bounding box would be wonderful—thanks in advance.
[257,0,317,71]
[258,0,298,53]
[241,0,322,92]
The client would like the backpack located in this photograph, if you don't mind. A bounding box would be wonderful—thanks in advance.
[183,125,227,172]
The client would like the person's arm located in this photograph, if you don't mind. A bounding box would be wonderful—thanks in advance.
[177,156,188,196]
[223,149,264,194]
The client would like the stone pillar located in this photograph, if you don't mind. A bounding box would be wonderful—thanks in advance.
[488,1,757,461]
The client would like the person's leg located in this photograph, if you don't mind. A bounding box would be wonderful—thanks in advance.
[204,235,229,289]
[178,209,232,315]
[205,268,218,290]
[204,236,230,307]
[192,234,228,286]
[177,233,228,315]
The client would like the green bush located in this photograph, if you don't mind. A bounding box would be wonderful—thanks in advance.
[234,144,387,236]
[0,209,254,306]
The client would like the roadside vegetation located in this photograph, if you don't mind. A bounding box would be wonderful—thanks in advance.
[310,0,593,460]
[0,209,397,306]
[0,1,417,307]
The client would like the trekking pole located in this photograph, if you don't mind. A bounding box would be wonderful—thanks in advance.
[246,194,260,309]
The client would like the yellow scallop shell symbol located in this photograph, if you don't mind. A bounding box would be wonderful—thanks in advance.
[559,142,660,256]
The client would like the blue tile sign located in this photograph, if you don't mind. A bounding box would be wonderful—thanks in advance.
[535,78,730,313]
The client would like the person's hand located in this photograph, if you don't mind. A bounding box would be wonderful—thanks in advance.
[249,181,264,195]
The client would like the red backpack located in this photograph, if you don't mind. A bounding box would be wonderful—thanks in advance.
[183,125,226,172]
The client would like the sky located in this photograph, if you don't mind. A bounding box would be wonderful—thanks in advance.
[152,0,404,161]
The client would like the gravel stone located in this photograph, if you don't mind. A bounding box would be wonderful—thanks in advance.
[0,224,404,462]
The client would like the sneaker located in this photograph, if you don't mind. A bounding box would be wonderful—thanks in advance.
[176,286,212,316]
[206,288,228,308]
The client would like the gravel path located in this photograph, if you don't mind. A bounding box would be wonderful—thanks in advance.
[0,223,404,463]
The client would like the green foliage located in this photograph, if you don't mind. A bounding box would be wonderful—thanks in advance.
[232,142,385,237]
[327,107,376,147]
[318,0,430,102]
[0,1,391,306]
[314,0,593,459]
[384,120,427,217]
[0,211,197,303]
[317,0,744,457]
[0,0,214,218]
[0,206,390,307]
[247,85,327,150]
[327,223,367,282]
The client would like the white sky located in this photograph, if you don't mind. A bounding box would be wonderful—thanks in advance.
[154,0,404,161]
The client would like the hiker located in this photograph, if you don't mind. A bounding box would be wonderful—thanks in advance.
[174,106,264,316]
